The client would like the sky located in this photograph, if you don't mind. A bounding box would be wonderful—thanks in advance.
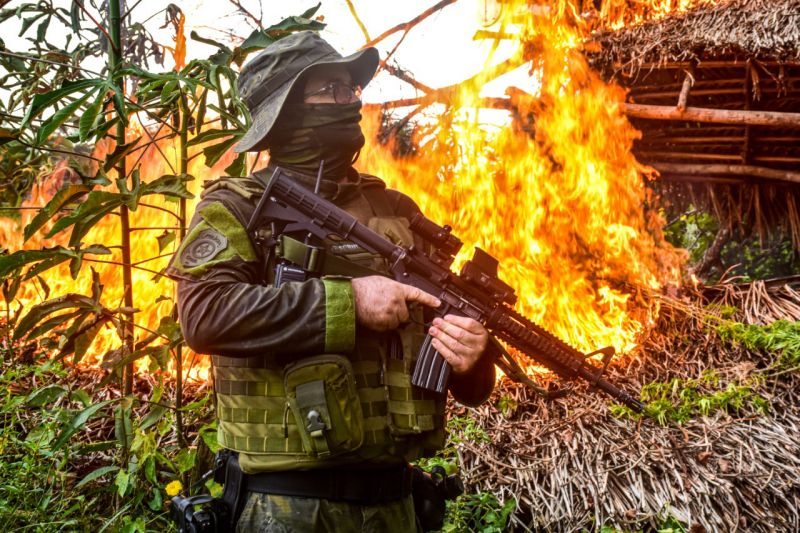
[1,0,529,107]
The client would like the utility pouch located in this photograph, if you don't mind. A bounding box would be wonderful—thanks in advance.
[283,355,364,457]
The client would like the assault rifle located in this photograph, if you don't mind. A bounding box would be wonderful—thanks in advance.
[253,168,644,412]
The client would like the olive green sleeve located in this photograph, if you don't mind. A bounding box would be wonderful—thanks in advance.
[321,277,356,353]
[170,196,336,358]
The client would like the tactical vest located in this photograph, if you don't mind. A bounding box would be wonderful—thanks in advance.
[204,173,446,472]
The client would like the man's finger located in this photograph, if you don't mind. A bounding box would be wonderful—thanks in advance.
[431,337,461,370]
[441,314,485,334]
[402,285,441,308]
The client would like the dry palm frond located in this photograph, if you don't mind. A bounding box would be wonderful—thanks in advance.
[455,287,800,532]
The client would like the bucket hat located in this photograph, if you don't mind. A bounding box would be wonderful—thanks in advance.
[234,31,379,153]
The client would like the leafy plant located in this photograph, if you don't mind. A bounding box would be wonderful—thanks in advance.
[717,320,800,368]
[610,369,769,425]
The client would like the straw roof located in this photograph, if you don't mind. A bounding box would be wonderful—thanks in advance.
[593,0,800,75]
[457,282,800,531]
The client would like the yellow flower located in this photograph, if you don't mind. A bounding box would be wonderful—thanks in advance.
[165,480,183,497]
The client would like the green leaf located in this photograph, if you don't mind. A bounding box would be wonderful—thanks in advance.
[19,13,45,37]
[115,404,134,450]
[2,273,23,303]
[24,184,91,242]
[224,152,247,177]
[26,384,68,407]
[14,294,99,339]
[52,399,114,450]
[139,404,168,431]
[140,173,195,200]
[79,88,106,142]
[299,2,322,19]
[157,316,183,344]
[75,466,120,489]
[185,128,239,148]
[148,488,163,511]
[203,136,238,167]
[22,78,103,127]
[70,322,104,364]
[115,469,130,498]
[25,309,84,341]
[36,94,89,145]
[70,389,92,407]
[175,448,197,474]
[189,30,232,53]
[103,137,142,172]
[156,231,176,254]
[36,15,51,43]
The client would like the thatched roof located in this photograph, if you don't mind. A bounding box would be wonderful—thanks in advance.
[593,0,800,76]
[457,282,800,531]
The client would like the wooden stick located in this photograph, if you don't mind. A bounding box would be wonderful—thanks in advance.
[362,0,457,49]
[623,103,800,127]
[636,88,744,99]
[615,60,800,70]
[344,0,371,42]
[651,162,800,185]
[677,71,693,111]
[639,151,742,162]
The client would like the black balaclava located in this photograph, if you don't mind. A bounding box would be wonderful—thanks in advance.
[266,101,365,180]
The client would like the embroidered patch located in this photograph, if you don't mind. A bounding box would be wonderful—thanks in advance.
[180,228,228,267]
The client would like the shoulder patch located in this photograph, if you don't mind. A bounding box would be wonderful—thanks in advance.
[180,228,228,267]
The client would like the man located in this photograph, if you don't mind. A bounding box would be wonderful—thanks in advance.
[168,31,495,532]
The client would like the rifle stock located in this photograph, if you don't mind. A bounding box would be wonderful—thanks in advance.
[256,168,644,413]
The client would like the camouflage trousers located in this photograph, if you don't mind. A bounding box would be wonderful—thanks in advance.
[235,492,422,533]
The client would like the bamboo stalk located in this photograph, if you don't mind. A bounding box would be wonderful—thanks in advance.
[108,0,135,397]
[651,162,800,184]
[175,90,190,449]
[623,103,800,127]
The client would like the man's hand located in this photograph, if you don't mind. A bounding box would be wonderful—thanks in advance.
[351,276,440,331]
[428,315,488,375]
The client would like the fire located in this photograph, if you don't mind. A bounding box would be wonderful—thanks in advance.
[1,0,692,382]
[359,0,683,361]
[0,129,241,382]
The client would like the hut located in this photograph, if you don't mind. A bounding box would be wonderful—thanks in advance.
[590,0,800,279]
[455,3,800,531]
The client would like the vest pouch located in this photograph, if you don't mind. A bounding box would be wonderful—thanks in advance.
[283,355,364,457]
[384,309,444,438]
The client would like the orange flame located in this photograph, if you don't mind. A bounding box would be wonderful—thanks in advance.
[359,0,683,361]
[1,0,692,381]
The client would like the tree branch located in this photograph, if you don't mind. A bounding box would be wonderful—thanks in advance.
[344,0,371,42]
[362,0,457,49]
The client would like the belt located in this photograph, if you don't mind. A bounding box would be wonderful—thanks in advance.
[244,465,413,505]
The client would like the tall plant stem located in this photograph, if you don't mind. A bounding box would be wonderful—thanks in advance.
[174,90,190,448]
[108,0,135,396]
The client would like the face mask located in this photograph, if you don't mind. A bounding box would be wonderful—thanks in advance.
[266,102,365,178]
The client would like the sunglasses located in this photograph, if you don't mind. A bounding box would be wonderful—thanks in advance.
[303,80,362,104]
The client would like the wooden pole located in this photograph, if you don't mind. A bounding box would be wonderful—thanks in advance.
[652,162,800,185]
[676,69,693,111]
[623,103,800,127]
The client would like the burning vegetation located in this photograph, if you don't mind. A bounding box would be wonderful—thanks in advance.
[1,0,799,531]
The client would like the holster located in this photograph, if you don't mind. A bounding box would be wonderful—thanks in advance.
[216,450,246,529]
[411,466,464,532]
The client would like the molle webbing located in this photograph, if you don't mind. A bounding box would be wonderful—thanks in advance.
[213,351,395,455]
[277,235,383,278]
